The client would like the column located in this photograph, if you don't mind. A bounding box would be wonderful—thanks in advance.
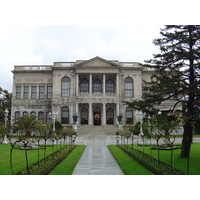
[89,103,93,125]
[103,73,106,94]
[102,103,106,125]
[116,73,119,95]
[76,74,79,95]
[116,103,120,124]
[75,103,79,125]
[89,73,92,94]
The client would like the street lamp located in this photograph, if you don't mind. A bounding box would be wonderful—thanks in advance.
[2,109,9,144]
[49,112,58,131]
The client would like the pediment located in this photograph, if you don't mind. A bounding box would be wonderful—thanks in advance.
[74,56,120,68]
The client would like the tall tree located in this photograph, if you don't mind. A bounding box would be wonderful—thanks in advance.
[125,25,200,158]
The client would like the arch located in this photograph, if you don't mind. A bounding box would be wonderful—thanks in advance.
[125,77,133,97]
[80,79,89,93]
[106,79,114,93]
[126,107,133,124]
[61,76,70,97]
[106,107,114,125]
[61,106,69,124]
[81,107,88,124]
[93,79,102,93]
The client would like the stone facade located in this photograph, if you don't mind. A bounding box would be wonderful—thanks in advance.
[11,56,181,127]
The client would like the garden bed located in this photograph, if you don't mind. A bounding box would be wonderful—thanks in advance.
[117,145,185,175]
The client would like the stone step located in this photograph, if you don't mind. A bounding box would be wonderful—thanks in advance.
[77,125,117,135]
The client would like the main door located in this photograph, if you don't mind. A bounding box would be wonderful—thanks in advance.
[94,108,101,125]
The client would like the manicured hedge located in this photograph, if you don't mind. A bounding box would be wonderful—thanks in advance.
[16,145,76,175]
[117,145,185,175]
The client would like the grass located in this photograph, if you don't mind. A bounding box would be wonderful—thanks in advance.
[107,145,152,175]
[0,144,65,175]
[48,145,86,175]
[130,142,200,175]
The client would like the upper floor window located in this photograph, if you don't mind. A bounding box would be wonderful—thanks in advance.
[31,86,37,99]
[16,86,21,99]
[39,86,45,99]
[125,77,133,97]
[93,79,102,93]
[47,86,52,99]
[62,77,70,97]
[23,86,29,99]
[80,79,89,93]
[106,79,114,93]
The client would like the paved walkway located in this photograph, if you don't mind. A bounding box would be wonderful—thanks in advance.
[72,135,124,175]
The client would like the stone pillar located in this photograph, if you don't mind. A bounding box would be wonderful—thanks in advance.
[75,103,79,125]
[76,73,79,96]
[89,73,92,94]
[103,73,106,94]
[116,73,119,94]
[102,103,106,125]
[89,103,93,125]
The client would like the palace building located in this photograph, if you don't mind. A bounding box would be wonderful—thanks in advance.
[11,56,180,129]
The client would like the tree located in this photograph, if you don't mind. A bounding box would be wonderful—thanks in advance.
[125,25,200,158]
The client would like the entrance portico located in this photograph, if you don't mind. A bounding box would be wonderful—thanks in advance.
[78,103,118,126]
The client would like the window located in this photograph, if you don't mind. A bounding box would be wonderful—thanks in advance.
[31,86,37,99]
[46,111,51,125]
[126,107,133,124]
[80,79,89,93]
[61,107,69,124]
[62,77,70,97]
[125,77,133,97]
[38,112,44,122]
[81,108,88,124]
[93,79,102,93]
[47,86,52,99]
[15,111,20,122]
[106,107,114,124]
[106,79,114,93]
[23,86,29,99]
[16,86,21,99]
[30,111,36,117]
[23,111,28,116]
[39,86,45,99]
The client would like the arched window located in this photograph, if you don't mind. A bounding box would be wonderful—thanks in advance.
[126,107,133,124]
[15,111,20,122]
[125,77,133,97]
[61,107,69,124]
[38,112,44,122]
[30,111,36,116]
[61,77,70,97]
[23,111,28,116]
[106,79,114,93]
[80,79,89,93]
[81,108,88,124]
[46,111,51,125]
[106,107,114,125]
[93,79,102,93]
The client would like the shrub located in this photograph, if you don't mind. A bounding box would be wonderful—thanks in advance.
[117,145,185,175]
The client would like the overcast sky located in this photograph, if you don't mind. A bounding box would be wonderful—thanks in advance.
[0,0,198,93]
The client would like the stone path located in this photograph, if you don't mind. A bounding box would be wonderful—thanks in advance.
[72,135,124,175]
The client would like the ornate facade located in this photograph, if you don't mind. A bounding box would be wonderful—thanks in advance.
[11,56,179,127]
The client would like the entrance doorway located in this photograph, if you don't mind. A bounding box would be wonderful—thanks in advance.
[94,108,101,125]
[81,107,88,125]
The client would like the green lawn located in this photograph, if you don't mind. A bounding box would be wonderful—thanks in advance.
[108,145,152,175]
[0,144,63,175]
[130,143,200,175]
[48,145,86,175]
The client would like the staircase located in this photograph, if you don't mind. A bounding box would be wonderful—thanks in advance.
[77,125,117,135]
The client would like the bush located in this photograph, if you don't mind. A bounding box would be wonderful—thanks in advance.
[16,145,76,175]
[117,145,185,175]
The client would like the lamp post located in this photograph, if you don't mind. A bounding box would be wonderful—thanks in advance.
[49,112,58,132]
[2,109,9,144]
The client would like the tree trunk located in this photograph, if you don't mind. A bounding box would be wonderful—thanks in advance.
[180,121,193,158]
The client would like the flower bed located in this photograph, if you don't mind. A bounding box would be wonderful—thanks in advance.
[16,145,77,175]
[117,145,185,175]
